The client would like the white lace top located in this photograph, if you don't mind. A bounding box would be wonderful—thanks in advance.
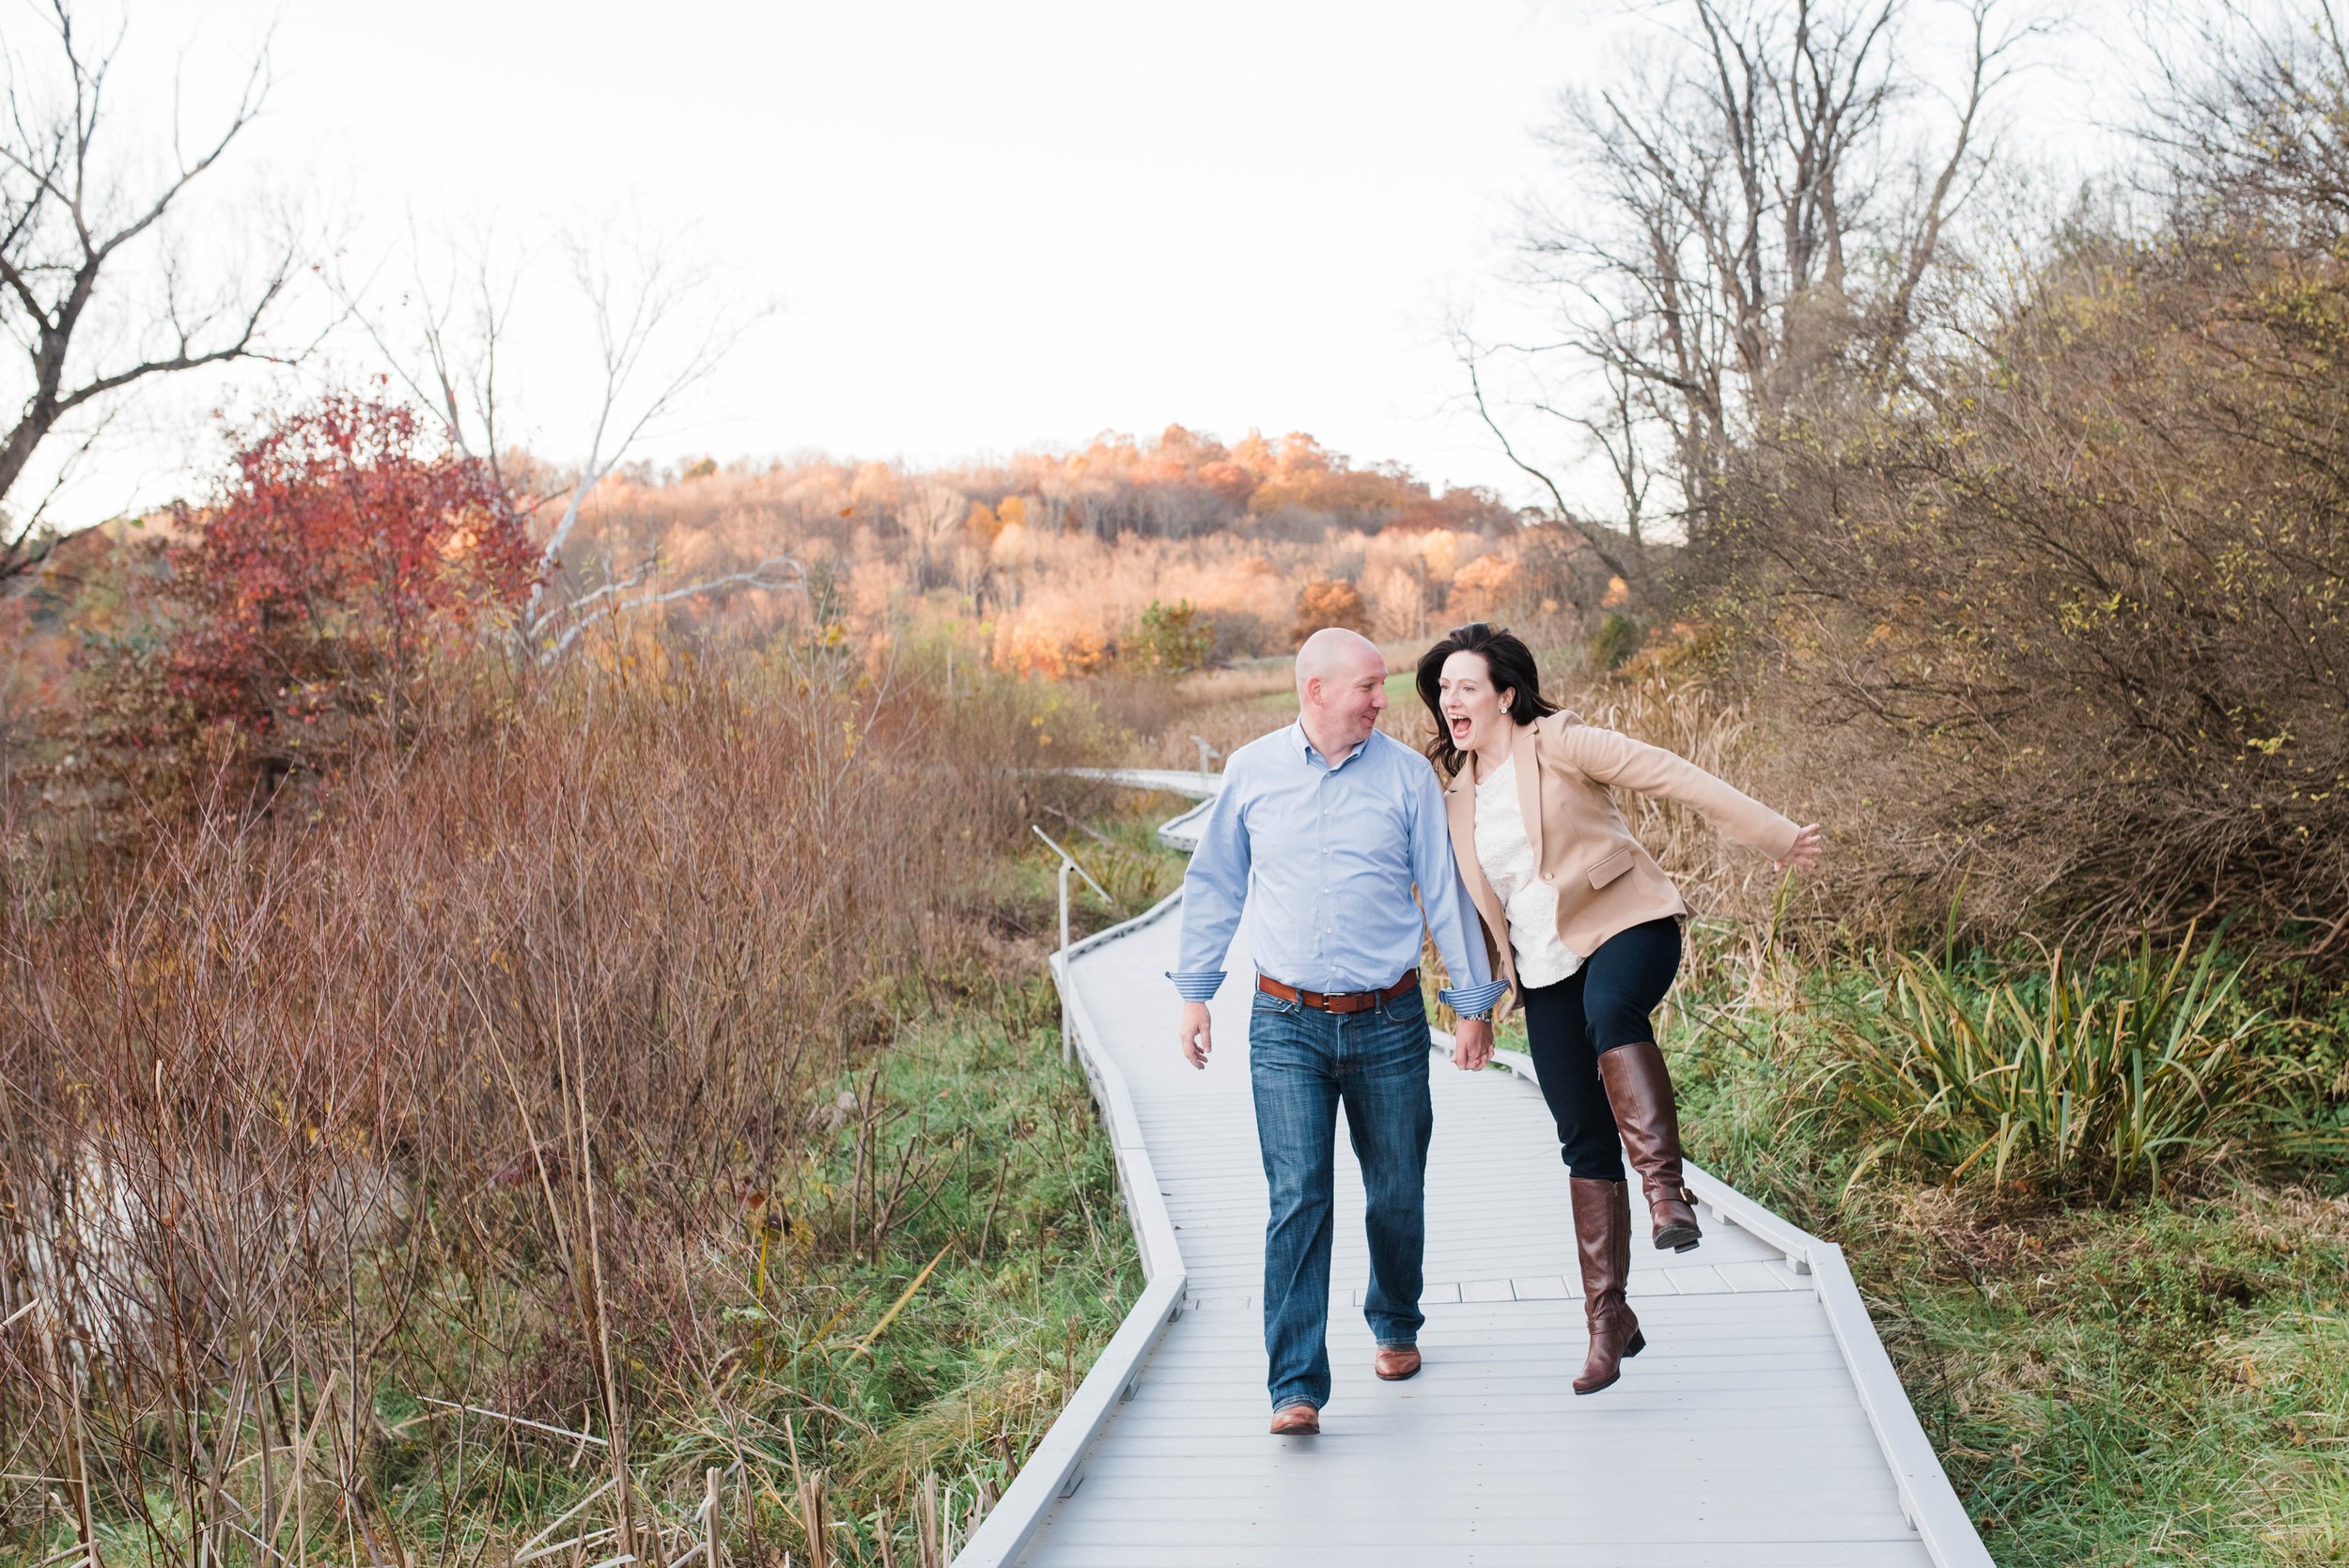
[1471,761,1584,988]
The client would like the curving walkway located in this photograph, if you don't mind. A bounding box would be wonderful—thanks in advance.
[958,787,1989,1568]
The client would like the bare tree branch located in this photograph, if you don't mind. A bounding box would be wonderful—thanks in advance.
[1458,341,1644,587]
[521,231,773,643]
[1484,0,2030,556]
[2139,0,2349,244]
[543,558,806,661]
[342,220,789,661]
[0,0,303,579]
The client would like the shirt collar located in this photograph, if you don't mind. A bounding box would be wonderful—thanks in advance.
[1291,722,1370,770]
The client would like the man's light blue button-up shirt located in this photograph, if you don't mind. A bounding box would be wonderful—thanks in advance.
[1167,722,1511,1016]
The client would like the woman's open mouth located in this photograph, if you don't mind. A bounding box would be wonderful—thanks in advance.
[1449,715,1472,741]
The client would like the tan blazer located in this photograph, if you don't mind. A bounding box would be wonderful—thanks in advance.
[1443,711,1800,996]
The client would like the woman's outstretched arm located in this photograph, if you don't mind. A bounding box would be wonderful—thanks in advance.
[1547,722,1805,862]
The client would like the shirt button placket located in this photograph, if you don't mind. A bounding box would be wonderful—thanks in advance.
[1318,773,1330,963]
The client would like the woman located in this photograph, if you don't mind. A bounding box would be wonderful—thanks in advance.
[1416,623,1822,1395]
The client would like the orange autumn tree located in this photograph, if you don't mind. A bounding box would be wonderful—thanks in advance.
[169,394,537,751]
[1289,579,1370,645]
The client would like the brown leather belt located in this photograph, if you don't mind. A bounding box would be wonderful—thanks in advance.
[1257,969,1420,1015]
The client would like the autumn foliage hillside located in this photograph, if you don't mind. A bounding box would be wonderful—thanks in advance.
[533,424,1622,680]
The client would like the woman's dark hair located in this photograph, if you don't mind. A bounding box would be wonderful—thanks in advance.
[1415,622,1557,777]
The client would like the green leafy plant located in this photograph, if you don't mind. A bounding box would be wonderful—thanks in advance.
[1118,598,1216,675]
[1587,611,1644,671]
[1811,928,2311,1194]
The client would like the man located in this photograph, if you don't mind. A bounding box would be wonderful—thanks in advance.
[1171,628,1506,1436]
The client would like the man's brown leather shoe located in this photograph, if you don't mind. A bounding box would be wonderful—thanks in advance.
[1268,1403,1321,1435]
[1373,1344,1422,1381]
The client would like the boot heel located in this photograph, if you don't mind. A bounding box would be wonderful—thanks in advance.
[1658,1222,1701,1252]
[1623,1328,1646,1358]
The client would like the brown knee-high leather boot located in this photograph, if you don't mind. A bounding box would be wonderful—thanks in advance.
[1599,1041,1703,1252]
[1570,1176,1643,1395]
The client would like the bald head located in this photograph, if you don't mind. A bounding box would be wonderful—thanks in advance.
[1294,628,1388,764]
[1295,627,1382,694]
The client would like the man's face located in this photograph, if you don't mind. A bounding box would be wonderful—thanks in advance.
[1309,648,1389,752]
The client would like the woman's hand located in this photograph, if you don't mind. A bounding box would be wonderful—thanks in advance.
[1776,823,1826,871]
[1453,1017,1495,1070]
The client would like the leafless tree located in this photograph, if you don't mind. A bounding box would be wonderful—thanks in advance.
[341,225,798,660]
[348,217,532,513]
[2139,0,2349,246]
[898,479,965,591]
[1471,0,2034,556]
[1458,343,1649,588]
[0,1,303,578]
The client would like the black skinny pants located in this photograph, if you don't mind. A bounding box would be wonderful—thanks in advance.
[1517,916,1684,1185]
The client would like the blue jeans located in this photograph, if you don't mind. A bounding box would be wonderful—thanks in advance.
[1249,983,1432,1412]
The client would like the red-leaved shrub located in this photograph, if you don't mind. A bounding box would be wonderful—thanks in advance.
[167,393,536,745]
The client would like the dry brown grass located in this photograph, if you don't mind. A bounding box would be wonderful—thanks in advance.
[0,632,1135,1566]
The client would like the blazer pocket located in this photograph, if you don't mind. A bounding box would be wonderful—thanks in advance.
[1587,846,1636,890]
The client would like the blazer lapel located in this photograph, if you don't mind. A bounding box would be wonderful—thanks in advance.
[1510,722,1545,869]
[1445,769,1509,967]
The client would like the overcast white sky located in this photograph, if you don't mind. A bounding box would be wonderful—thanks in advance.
[14,0,2137,529]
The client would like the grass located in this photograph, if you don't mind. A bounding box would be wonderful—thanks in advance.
[1883,1191,2349,1566]
[1666,935,2349,1566]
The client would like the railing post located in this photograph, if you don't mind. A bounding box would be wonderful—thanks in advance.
[1057,857,1073,1060]
[1032,826,1111,1064]
[1189,735,1221,784]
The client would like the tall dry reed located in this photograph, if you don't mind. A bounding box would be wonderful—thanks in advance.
[0,633,1118,1565]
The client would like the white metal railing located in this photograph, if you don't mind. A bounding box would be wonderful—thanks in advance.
[1029,826,1112,1063]
[1152,798,1213,853]
[1057,767,1221,800]
[948,892,1190,1568]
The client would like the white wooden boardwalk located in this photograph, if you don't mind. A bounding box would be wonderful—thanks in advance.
[958,781,1988,1567]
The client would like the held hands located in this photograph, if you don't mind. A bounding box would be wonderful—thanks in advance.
[1775,823,1826,872]
[1182,1001,1497,1071]
[1178,1001,1214,1070]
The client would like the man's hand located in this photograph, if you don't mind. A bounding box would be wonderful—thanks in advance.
[1453,1017,1495,1071]
[1178,1001,1215,1069]
[1775,823,1826,871]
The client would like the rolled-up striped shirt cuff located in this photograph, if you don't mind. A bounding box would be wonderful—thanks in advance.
[1167,970,1225,1001]
[1436,979,1510,1016]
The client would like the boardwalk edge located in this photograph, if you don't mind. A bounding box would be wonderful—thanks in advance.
[950,891,1190,1568]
